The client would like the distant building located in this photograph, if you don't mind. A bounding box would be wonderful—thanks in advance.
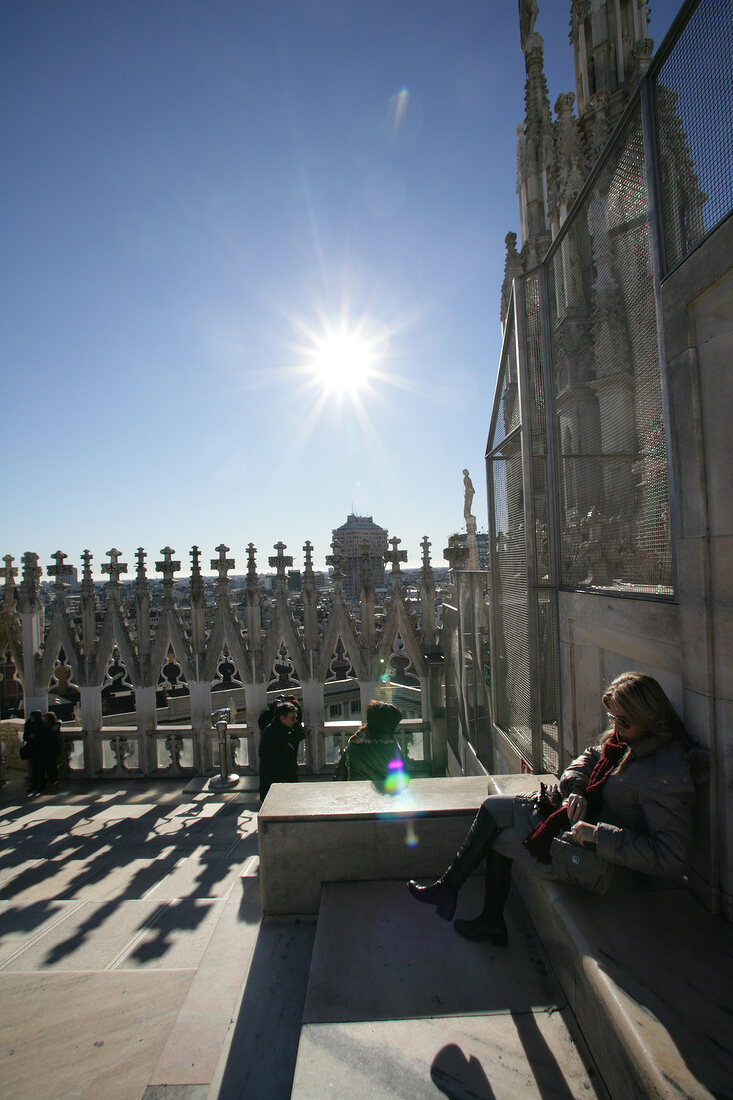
[332,513,388,598]
[287,569,302,592]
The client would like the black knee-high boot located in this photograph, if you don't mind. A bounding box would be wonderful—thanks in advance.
[453,851,512,944]
[407,804,498,921]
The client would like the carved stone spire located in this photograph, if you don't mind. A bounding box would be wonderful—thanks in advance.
[519,30,554,260]
[385,536,407,584]
[585,89,611,160]
[79,550,96,656]
[302,540,318,652]
[211,544,235,598]
[246,543,259,596]
[420,536,433,583]
[359,541,373,596]
[326,538,345,590]
[81,550,94,600]
[570,0,651,141]
[268,542,293,598]
[500,231,524,325]
[134,548,151,660]
[102,548,127,602]
[20,552,42,612]
[245,543,262,650]
[134,548,149,601]
[419,535,437,644]
[358,540,376,651]
[554,92,587,218]
[156,547,180,605]
[1,555,18,610]
[302,540,316,594]
[48,551,73,606]
[189,545,204,606]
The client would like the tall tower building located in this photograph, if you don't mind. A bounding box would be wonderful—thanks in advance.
[332,514,388,599]
[507,0,654,304]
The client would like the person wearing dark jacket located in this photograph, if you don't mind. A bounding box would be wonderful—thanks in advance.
[407,672,697,946]
[42,711,62,789]
[22,710,46,795]
[258,701,306,801]
[334,700,406,783]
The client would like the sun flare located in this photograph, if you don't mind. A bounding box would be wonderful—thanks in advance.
[308,330,375,395]
[275,301,420,457]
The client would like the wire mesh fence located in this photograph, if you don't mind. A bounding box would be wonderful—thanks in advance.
[654,0,733,272]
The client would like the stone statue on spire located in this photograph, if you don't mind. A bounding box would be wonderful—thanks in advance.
[519,0,540,51]
[463,469,476,529]
[462,469,481,570]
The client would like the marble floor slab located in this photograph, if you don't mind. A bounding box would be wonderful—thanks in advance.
[292,1013,606,1100]
[0,856,44,890]
[0,969,193,1100]
[302,880,559,1023]
[142,837,259,901]
[209,915,319,1100]
[0,899,85,967]
[0,853,118,904]
[149,869,263,1086]
[292,880,606,1100]
[1,896,225,972]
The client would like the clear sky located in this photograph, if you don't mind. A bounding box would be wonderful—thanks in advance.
[1,0,680,578]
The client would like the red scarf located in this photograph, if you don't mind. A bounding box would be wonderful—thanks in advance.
[523,728,629,864]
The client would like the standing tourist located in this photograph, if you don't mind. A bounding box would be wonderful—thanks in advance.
[43,711,62,790]
[21,709,46,796]
[258,701,306,801]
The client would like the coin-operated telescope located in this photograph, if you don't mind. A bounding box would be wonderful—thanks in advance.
[210,707,239,790]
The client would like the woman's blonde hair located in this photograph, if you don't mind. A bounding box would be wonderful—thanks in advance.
[602,671,684,741]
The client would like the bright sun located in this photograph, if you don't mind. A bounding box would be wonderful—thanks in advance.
[308,330,375,395]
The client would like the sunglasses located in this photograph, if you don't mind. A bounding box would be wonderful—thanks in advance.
[606,710,631,731]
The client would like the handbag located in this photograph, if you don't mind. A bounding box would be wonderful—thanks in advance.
[19,741,29,760]
[550,831,614,895]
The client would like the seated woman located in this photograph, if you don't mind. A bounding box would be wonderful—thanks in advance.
[335,700,405,782]
[408,672,696,945]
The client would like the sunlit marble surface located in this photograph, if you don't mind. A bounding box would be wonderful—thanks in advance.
[291,880,607,1099]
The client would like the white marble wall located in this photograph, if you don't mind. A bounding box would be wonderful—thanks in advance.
[555,215,733,919]
[662,213,733,919]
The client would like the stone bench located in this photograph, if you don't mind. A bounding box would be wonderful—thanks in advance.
[257,772,551,916]
[514,866,732,1099]
[258,774,733,1098]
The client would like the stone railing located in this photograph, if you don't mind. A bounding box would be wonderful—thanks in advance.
[0,539,447,779]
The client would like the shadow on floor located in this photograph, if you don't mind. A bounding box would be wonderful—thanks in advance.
[214,916,317,1100]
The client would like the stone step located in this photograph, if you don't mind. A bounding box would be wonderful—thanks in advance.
[515,870,733,1100]
[289,880,608,1099]
[257,774,556,915]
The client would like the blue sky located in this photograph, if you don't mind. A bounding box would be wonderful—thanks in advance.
[2,0,680,577]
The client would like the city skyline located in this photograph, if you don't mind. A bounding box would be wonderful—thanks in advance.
[2,0,680,576]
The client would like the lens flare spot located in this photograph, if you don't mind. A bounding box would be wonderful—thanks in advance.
[384,760,410,795]
[405,823,419,848]
[389,88,410,140]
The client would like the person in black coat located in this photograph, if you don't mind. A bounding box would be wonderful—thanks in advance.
[42,711,62,788]
[22,710,46,795]
[258,701,306,801]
